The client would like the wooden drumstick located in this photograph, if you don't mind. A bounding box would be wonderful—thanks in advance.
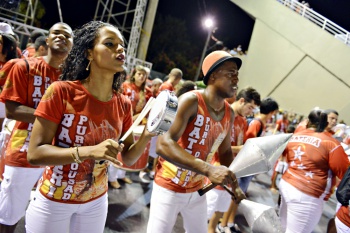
[118,97,155,144]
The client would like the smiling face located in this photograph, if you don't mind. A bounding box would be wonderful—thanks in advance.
[47,23,73,55]
[88,26,126,74]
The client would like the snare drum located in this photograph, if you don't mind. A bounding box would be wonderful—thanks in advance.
[147,90,178,135]
[114,125,150,172]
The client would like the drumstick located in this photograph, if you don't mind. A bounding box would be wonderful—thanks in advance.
[118,97,155,143]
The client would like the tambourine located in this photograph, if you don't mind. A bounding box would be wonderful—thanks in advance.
[147,90,178,135]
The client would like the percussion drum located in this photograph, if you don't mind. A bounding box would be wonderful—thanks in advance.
[147,90,178,135]
[114,125,150,172]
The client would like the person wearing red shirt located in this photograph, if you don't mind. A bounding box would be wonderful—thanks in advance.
[147,51,245,233]
[211,87,261,233]
[324,109,339,136]
[279,109,349,233]
[157,68,183,94]
[24,21,154,233]
[0,22,73,233]
[276,111,290,133]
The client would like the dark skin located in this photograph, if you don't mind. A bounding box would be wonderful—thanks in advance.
[27,26,154,167]
[0,23,74,233]
[156,60,245,199]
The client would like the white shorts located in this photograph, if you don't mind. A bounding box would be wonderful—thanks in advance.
[0,165,44,225]
[147,182,207,233]
[26,191,108,233]
[279,179,324,233]
[206,188,231,219]
[335,216,350,233]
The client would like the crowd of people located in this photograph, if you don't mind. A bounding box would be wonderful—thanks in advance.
[0,20,349,233]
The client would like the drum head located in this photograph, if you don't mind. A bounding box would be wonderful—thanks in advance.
[147,90,168,133]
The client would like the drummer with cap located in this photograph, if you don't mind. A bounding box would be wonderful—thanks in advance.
[146,51,245,233]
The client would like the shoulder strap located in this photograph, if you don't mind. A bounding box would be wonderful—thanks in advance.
[256,118,263,137]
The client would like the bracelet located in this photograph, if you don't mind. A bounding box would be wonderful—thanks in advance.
[71,146,82,164]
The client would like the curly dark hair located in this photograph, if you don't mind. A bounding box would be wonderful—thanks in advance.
[60,21,126,92]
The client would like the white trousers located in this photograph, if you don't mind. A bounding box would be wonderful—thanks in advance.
[147,182,207,233]
[335,216,350,233]
[107,164,126,182]
[26,191,108,233]
[279,179,324,233]
[0,165,44,225]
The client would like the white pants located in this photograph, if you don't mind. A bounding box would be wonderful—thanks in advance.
[206,188,231,219]
[0,165,44,225]
[107,164,126,182]
[335,216,350,233]
[26,191,108,233]
[279,179,324,233]
[147,182,207,233]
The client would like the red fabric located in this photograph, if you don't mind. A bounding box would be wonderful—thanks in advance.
[276,119,289,133]
[157,81,174,95]
[336,205,350,228]
[155,90,232,193]
[35,80,133,203]
[21,46,35,58]
[0,58,23,87]
[122,81,150,115]
[0,57,61,168]
[245,118,264,141]
[282,129,349,200]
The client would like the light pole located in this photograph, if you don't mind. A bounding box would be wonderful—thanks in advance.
[194,18,215,82]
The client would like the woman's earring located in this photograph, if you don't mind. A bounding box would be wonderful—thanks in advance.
[86,60,92,71]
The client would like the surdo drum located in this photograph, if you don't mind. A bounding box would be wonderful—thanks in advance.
[147,90,178,135]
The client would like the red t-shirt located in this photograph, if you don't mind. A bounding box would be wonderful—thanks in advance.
[35,80,133,203]
[245,118,265,141]
[276,119,289,133]
[0,57,61,168]
[158,81,174,94]
[21,46,35,58]
[155,90,232,193]
[122,81,150,115]
[282,129,349,200]
[0,58,24,87]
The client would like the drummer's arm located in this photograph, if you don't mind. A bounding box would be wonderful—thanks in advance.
[156,92,212,175]
[5,100,36,123]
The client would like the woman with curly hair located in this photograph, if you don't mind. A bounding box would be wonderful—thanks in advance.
[25,21,154,233]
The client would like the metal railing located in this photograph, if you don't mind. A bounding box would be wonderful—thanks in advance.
[277,0,350,46]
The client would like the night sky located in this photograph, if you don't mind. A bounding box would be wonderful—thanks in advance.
[38,0,349,53]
